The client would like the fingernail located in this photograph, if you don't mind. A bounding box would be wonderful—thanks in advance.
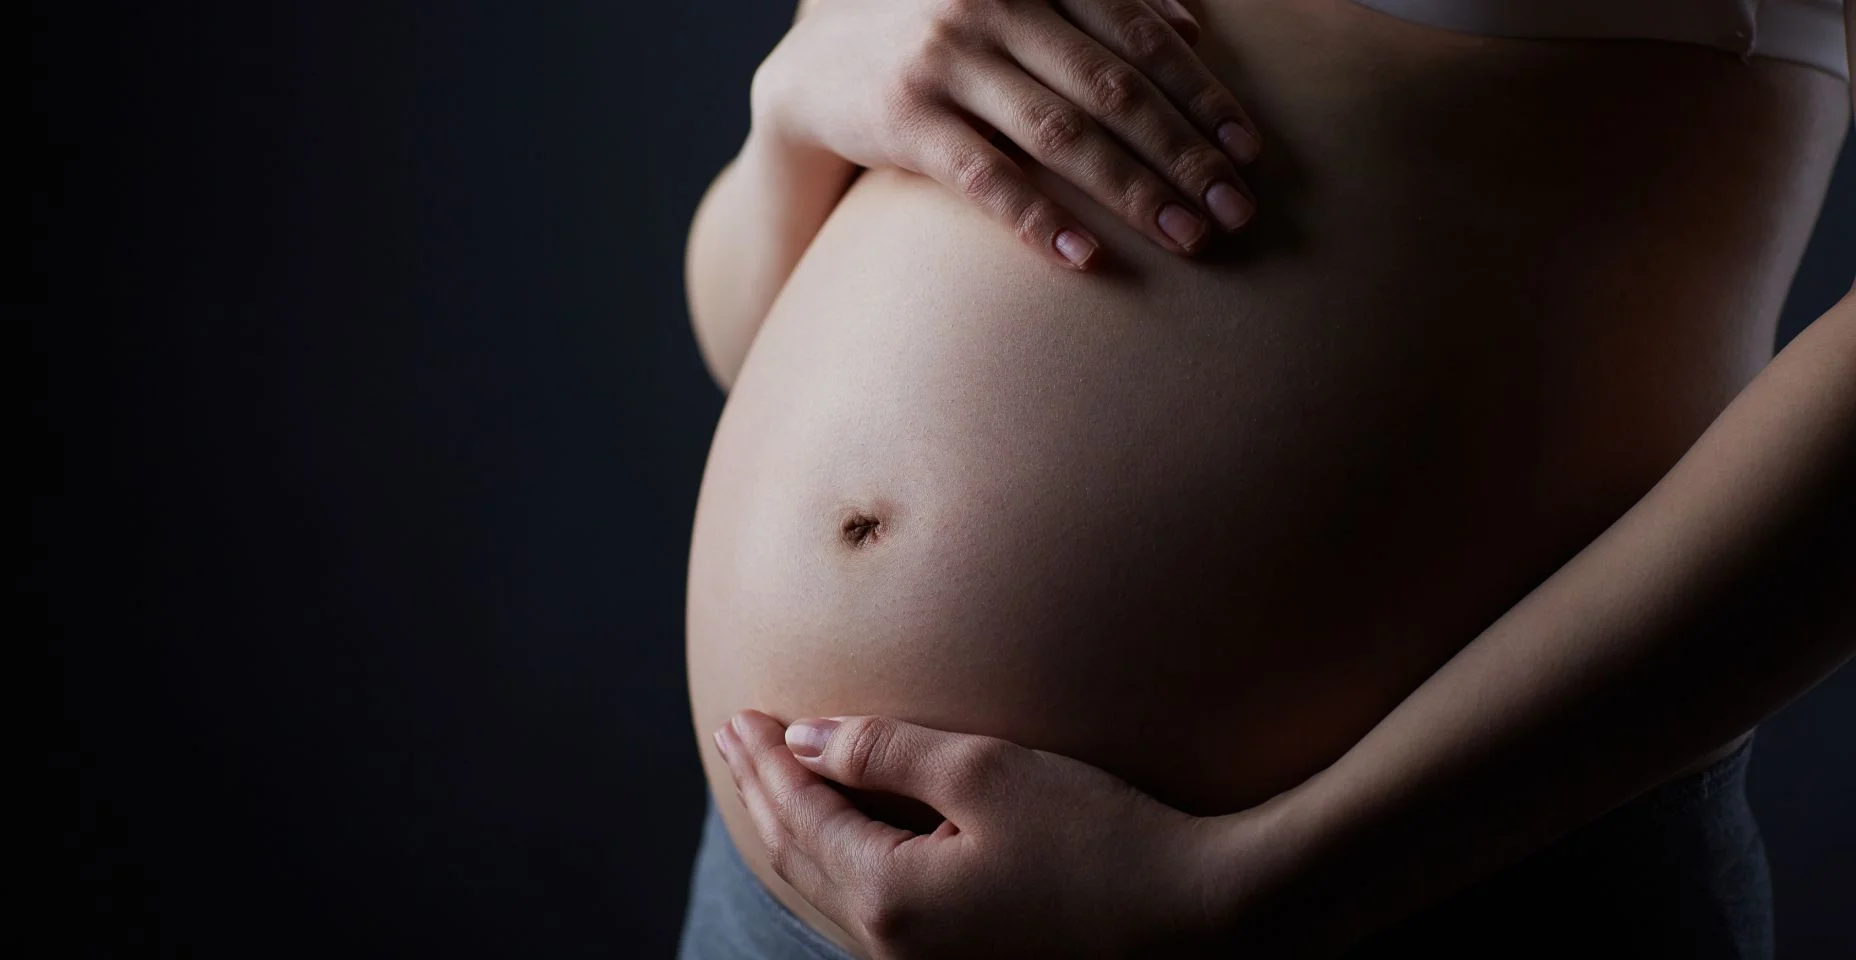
[1158,204,1207,251]
[1218,122,1260,165]
[1054,229,1096,269]
[1205,182,1253,230]
[785,718,839,759]
[712,727,731,760]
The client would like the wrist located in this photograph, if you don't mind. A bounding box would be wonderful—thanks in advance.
[745,42,841,166]
[740,84,857,208]
[1195,778,1358,957]
[740,118,849,181]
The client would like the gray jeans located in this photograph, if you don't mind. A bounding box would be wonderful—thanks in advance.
[678,735,1770,959]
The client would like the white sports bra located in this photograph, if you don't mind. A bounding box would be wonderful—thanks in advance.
[1354,0,1848,80]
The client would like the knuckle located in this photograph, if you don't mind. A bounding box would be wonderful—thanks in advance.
[954,737,1014,788]
[926,0,1003,37]
[1023,100,1088,155]
[906,6,982,92]
[840,717,897,781]
[1118,12,1178,63]
[1083,60,1146,118]
[881,69,936,119]
[913,22,963,71]
[926,0,979,21]
[1169,143,1232,186]
[949,149,1009,205]
[1186,85,1242,125]
[761,830,794,878]
[878,87,938,165]
[1011,199,1056,247]
[1110,172,1164,219]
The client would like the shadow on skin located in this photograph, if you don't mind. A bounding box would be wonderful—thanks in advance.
[833,781,949,835]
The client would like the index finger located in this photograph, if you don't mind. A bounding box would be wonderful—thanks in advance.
[1058,0,1262,164]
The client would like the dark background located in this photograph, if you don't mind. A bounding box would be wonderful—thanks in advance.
[31,3,1853,957]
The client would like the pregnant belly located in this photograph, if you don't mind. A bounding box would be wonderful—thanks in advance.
[685,175,1675,954]
[689,168,1699,823]
[684,3,1842,949]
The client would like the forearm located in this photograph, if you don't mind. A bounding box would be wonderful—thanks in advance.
[1227,289,1856,953]
[684,0,854,390]
[684,121,858,390]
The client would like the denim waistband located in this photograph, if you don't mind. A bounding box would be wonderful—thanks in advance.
[678,735,1767,959]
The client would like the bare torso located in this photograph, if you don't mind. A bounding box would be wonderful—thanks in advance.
[686,0,1848,949]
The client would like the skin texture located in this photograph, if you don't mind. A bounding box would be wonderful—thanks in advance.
[685,0,1854,954]
[719,288,1856,956]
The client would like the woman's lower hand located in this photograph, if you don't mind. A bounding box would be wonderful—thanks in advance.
[714,709,1274,958]
[753,0,1262,270]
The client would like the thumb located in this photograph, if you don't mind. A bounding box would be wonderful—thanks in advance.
[1146,0,1201,45]
[785,715,1020,814]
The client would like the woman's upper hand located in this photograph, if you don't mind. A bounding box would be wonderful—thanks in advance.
[751,0,1262,270]
[714,709,1290,958]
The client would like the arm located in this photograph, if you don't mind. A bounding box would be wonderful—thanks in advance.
[684,1,859,389]
[1223,284,1856,951]
[1213,22,1856,951]
[683,109,860,389]
[684,0,1263,389]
